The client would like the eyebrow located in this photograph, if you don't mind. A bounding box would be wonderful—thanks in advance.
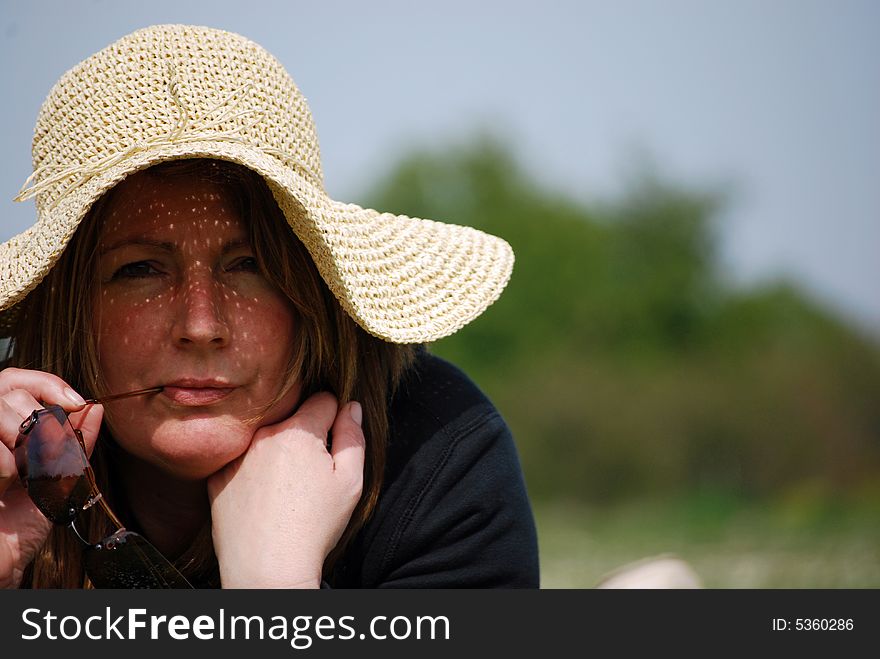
[99,237,250,256]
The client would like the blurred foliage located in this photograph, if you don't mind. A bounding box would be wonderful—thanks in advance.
[536,494,880,587]
[364,135,880,504]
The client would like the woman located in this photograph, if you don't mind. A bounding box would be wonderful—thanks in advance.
[0,25,538,588]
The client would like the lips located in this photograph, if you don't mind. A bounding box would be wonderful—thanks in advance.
[161,380,235,406]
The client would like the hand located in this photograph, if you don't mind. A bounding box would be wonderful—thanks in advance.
[207,391,365,588]
[0,368,104,589]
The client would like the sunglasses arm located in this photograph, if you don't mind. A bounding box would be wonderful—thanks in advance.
[72,428,127,531]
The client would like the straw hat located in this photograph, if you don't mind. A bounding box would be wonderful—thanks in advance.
[0,24,513,344]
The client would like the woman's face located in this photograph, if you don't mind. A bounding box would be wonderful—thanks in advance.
[93,168,300,480]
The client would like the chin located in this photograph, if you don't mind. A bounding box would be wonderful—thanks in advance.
[130,417,255,480]
[153,455,240,481]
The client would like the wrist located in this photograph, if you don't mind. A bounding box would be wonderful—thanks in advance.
[218,561,322,589]
[221,576,321,589]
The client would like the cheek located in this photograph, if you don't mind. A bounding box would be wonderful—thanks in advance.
[95,296,168,382]
[244,301,298,369]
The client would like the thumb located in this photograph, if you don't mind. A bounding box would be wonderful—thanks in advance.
[68,403,104,457]
[330,401,365,481]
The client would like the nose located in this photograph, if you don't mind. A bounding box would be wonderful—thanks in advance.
[171,270,230,348]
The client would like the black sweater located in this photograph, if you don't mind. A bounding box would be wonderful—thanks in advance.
[328,351,540,588]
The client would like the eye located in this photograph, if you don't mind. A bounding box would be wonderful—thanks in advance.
[111,261,163,280]
[226,256,260,273]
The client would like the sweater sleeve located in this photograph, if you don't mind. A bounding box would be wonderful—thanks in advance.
[332,354,540,588]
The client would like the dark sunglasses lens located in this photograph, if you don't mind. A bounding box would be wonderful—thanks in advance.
[14,406,91,525]
[84,530,193,589]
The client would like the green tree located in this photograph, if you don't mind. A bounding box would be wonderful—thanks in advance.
[364,136,880,503]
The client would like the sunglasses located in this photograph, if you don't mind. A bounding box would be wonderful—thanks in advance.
[14,386,193,589]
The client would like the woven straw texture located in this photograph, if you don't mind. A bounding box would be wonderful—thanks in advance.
[0,24,513,343]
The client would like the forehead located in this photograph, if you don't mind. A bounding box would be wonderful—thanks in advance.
[98,169,246,243]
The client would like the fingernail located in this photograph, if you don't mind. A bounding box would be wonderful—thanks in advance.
[64,388,87,407]
[350,401,362,426]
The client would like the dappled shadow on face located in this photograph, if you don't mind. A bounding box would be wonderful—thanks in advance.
[91,167,301,478]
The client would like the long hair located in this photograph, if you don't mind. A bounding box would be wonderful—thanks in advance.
[7,158,417,587]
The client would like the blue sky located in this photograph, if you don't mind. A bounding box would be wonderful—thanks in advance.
[2,0,878,334]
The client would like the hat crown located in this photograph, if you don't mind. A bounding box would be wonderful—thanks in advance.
[30,24,324,209]
[5,24,514,344]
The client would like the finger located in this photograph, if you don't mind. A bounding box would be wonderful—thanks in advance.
[0,444,16,498]
[0,392,41,451]
[330,401,365,481]
[0,368,86,412]
[1,389,43,419]
[269,391,338,442]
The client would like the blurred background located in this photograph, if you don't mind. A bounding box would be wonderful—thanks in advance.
[2,0,878,587]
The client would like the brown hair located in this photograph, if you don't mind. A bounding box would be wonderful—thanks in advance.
[8,158,418,587]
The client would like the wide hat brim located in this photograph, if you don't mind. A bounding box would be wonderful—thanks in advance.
[0,140,514,344]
